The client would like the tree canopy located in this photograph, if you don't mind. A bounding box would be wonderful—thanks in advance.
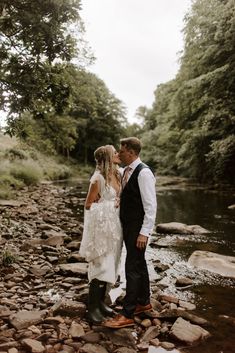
[140,0,235,184]
[0,0,126,161]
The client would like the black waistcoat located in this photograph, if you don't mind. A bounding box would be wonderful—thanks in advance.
[120,163,149,225]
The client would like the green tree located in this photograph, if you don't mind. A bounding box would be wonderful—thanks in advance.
[141,0,235,184]
[8,66,126,161]
[0,0,92,115]
[64,66,126,163]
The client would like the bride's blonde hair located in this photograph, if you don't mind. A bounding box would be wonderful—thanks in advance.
[94,145,120,184]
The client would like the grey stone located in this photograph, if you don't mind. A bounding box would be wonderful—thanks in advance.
[81,331,101,343]
[50,299,86,318]
[22,338,45,353]
[105,328,136,348]
[170,317,210,344]
[80,343,109,353]
[66,241,80,250]
[179,300,196,311]
[58,263,88,276]
[0,342,18,350]
[188,251,235,278]
[43,235,64,247]
[114,348,136,353]
[141,326,160,342]
[176,277,193,287]
[9,310,47,330]
[157,222,210,235]
[69,321,85,338]
[161,341,175,350]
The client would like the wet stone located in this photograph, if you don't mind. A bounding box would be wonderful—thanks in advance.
[149,338,160,347]
[159,295,179,304]
[114,348,137,353]
[161,341,175,350]
[179,300,196,311]
[170,317,210,344]
[22,338,45,353]
[69,321,85,338]
[140,319,152,328]
[81,331,101,343]
[80,343,109,353]
[141,326,161,342]
[104,328,136,348]
[176,277,193,287]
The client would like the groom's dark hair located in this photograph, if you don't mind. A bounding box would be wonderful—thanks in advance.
[120,137,141,155]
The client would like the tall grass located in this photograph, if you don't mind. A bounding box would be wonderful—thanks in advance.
[0,133,92,199]
[0,134,73,198]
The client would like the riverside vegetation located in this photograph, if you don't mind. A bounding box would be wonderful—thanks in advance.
[0,132,91,200]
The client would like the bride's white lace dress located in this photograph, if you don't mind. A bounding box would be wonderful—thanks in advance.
[79,171,123,284]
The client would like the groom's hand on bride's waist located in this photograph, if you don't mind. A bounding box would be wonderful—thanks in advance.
[136,234,148,250]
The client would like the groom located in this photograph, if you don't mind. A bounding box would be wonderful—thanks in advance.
[104,137,157,328]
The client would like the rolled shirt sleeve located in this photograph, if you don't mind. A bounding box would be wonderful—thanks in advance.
[138,168,157,237]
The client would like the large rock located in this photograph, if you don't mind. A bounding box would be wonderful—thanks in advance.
[105,328,136,348]
[50,299,86,318]
[141,326,161,342]
[58,263,88,275]
[9,310,47,330]
[22,338,45,353]
[157,222,210,235]
[43,235,64,247]
[170,317,210,344]
[188,251,235,278]
[69,321,85,338]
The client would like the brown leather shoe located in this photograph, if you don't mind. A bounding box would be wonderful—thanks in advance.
[134,303,152,315]
[103,314,134,328]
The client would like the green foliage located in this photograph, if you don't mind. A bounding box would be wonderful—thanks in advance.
[206,135,235,183]
[0,135,77,196]
[43,162,72,180]
[10,161,43,185]
[0,0,91,114]
[0,2,126,163]
[141,0,235,184]
[0,173,24,189]
[61,66,126,163]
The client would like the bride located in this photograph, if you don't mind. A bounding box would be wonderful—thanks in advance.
[79,145,123,324]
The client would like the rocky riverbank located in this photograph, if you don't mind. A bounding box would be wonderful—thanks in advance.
[0,182,212,353]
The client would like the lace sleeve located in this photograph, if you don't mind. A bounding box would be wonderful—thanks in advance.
[89,171,105,196]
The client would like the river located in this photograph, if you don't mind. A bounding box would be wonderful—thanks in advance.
[154,183,235,353]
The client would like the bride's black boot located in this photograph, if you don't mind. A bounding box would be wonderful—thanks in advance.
[100,281,114,317]
[87,279,105,324]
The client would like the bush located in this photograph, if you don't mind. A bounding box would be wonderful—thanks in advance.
[0,174,24,189]
[1,248,17,266]
[43,163,72,181]
[0,186,13,199]
[5,148,28,160]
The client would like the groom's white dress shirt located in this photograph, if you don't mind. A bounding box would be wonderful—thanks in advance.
[123,157,157,237]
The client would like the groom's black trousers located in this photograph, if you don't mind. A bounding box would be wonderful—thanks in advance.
[121,221,150,319]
